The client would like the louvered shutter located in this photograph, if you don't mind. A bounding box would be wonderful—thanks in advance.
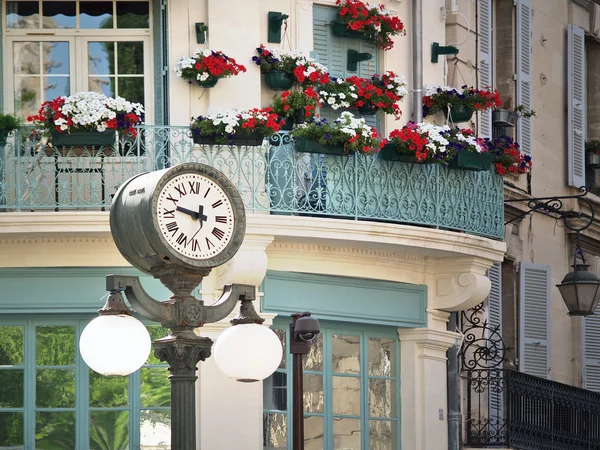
[584,314,600,392]
[519,262,551,379]
[312,5,379,129]
[486,263,503,418]
[516,0,532,157]
[568,25,586,188]
[478,0,493,139]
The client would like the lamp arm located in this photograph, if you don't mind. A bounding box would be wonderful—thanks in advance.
[204,284,256,323]
[105,274,167,323]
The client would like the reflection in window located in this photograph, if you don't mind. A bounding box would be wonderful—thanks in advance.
[42,1,76,29]
[117,1,149,28]
[6,1,39,29]
[80,1,113,28]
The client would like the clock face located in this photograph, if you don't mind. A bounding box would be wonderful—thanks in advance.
[156,173,235,260]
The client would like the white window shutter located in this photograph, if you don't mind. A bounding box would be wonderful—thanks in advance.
[568,24,587,188]
[519,262,551,379]
[479,0,493,139]
[584,314,600,392]
[486,262,503,417]
[516,0,533,157]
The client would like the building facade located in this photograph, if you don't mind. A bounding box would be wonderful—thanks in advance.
[1,0,597,449]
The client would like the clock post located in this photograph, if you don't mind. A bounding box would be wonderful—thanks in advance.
[81,163,281,450]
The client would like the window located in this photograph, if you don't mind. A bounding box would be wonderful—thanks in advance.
[4,0,152,119]
[263,322,400,450]
[0,318,170,449]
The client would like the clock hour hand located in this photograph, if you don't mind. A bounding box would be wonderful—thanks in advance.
[176,206,199,219]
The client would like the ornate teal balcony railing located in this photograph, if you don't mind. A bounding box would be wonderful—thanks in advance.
[0,126,504,239]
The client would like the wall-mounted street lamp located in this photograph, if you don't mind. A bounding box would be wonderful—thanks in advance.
[79,163,283,450]
[506,187,600,316]
[290,312,320,450]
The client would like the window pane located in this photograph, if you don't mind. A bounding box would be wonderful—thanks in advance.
[303,332,322,371]
[369,379,396,418]
[116,2,149,28]
[14,76,40,119]
[44,41,70,75]
[80,2,113,29]
[332,334,360,374]
[304,416,323,450]
[140,368,170,408]
[369,420,396,450]
[333,417,361,450]
[140,410,170,450]
[118,78,144,105]
[89,76,115,97]
[36,412,76,449]
[44,76,70,101]
[332,376,360,416]
[88,42,114,75]
[36,369,76,407]
[368,337,396,377]
[14,42,41,75]
[6,1,39,29]
[89,370,128,408]
[0,370,24,408]
[117,41,144,74]
[42,2,76,29]
[146,326,169,365]
[304,374,323,413]
[263,371,287,411]
[36,326,76,366]
[0,412,24,447]
[89,410,129,450]
[0,326,24,365]
[263,413,286,449]
[273,329,286,369]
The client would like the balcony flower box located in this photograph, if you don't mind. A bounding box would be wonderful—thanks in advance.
[378,143,418,163]
[51,130,116,147]
[192,131,265,146]
[449,151,495,171]
[294,136,345,155]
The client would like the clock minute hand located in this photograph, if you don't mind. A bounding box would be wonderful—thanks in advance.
[176,206,199,219]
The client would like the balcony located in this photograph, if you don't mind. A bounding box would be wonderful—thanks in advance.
[0,127,504,240]
[465,369,600,450]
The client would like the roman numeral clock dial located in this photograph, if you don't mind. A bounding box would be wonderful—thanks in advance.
[156,173,235,260]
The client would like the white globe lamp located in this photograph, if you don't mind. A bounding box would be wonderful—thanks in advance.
[214,323,283,382]
[79,293,152,376]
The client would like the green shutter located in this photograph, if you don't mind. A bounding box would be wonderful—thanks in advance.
[312,5,379,130]
[518,262,551,379]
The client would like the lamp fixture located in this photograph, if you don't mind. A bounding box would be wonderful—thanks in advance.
[506,187,600,316]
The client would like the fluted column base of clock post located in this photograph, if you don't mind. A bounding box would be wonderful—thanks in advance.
[153,332,213,450]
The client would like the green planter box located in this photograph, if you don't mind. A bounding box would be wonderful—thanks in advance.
[192,130,265,146]
[449,151,494,171]
[331,20,370,41]
[51,130,116,147]
[196,76,219,88]
[378,144,419,163]
[294,136,345,155]
[442,104,474,123]
[264,70,295,91]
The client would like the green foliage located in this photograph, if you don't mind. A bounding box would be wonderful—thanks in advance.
[89,411,130,450]
[272,90,318,120]
[513,105,536,119]
[586,140,600,154]
[0,113,22,132]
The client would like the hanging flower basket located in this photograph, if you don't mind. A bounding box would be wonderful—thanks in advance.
[192,131,265,146]
[378,143,419,163]
[197,76,219,88]
[443,104,474,123]
[294,136,346,155]
[357,104,377,116]
[264,70,295,91]
[492,109,518,128]
[449,151,495,171]
[331,20,370,40]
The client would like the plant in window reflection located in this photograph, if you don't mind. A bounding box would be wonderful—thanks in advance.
[335,0,406,50]
[422,85,502,117]
[252,45,330,87]
[27,91,144,137]
[174,49,246,87]
[484,135,532,176]
[291,111,387,155]
[190,108,282,144]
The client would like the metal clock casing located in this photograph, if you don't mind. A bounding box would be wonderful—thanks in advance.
[110,163,246,276]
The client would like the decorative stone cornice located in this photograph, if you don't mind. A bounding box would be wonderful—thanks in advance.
[431,272,491,312]
[397,328,460,359]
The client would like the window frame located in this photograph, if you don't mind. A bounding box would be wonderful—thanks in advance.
[263,320,401,450]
